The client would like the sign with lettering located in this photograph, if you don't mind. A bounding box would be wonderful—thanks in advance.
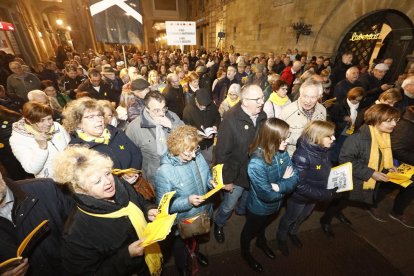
[165,21,196,45]
[0,22,14,31]
[349,32,380,41]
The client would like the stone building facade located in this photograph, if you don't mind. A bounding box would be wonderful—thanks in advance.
[190,0,414,73]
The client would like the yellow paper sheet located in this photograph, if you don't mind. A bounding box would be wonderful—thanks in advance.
[387,163,414,188]
[141,191,177,247]
[201,164,224,200]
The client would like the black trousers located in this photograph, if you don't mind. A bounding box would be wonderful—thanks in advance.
[373,182,414,215]
[172,235,200,270]
[240,210,273,252]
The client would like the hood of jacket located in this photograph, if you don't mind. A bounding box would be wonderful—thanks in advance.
[296,137,329,157]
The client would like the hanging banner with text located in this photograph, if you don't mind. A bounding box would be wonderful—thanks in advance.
[88,0,144,45]
[165,21,196,45]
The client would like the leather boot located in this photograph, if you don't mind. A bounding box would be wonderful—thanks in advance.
[241,250,263,273]
[214,223,225,243]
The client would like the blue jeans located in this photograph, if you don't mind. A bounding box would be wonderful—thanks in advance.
[214,185,248,227]
[277,198,315,241]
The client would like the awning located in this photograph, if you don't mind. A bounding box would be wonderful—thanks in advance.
[0,22,15,31]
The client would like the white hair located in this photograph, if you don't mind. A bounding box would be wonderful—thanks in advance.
[27,90,48,101]
[299,78,323,96]
[402,76,414,90]
[228,83,241,96]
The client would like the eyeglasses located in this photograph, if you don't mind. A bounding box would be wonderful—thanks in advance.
[244,96,265,104]
[182,145,200,158]
[83,114,104,120]
[385,118,400,123]
[10,66,22,70]
[148,107,168,114]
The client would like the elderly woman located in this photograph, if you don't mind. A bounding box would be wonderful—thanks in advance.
[263,80,291,118]
[241,118,298,272]
[53,146,162,275]
[155,125,215,275]
[320,104,401,233]
[62,97,142,184]
[218,83,241,118]
[9,102,70,178]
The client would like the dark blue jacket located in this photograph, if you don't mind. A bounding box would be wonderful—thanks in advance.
[70,125,142,170]
[247,149,299,215]
[291,138,333,203]
[0,178,74,276]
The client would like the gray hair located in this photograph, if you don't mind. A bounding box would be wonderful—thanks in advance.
[240,84,261,99]
[267,73,280,84]
[345,66,359,77]
[228,83,241,96]
[402,76,414,90]
[28,90,48,101]
[299,78,323,96]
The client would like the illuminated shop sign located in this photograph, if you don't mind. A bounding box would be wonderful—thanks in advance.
[349,32,380,41]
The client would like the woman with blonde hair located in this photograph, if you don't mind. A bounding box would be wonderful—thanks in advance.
[155,125,216,275]
[63,97,142,184]
[9,102,70,178]
[148,70,166,92]
[277,120,337,255]
[53,146,162,275]
[218,83,241,118]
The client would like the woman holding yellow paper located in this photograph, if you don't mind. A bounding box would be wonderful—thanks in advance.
[320,104,400,233]
[155,125,214,276]
[53,146,162,275]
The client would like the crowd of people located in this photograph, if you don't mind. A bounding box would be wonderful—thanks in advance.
[1,45,414,275]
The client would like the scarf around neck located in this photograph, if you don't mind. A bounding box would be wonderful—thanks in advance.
[364,125,393,189]
[25,122,56,140]
[78,201,162,275]
[346,98,359,125]
[143,109,168,156]
[76,128,111,145]
[225,96,239,107]
[269,92,289,106]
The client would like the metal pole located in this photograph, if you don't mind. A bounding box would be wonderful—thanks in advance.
[122,44,127,67]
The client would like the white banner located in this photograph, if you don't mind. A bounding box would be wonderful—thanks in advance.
[165,21,196,45]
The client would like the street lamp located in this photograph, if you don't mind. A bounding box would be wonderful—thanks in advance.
[56,19,63,26]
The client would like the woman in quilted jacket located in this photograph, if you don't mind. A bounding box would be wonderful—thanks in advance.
[276,120,337,256]
[240,118,298,273]
[155,125,216,276]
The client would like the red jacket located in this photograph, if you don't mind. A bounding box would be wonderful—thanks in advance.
[281,66,295,86]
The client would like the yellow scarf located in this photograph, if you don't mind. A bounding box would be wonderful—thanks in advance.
[25,123,56,140]
[226,96,240,107]
[363,125,394,189]
[78,201,162,275]
[76,128,111,145]
[269,92,289,106]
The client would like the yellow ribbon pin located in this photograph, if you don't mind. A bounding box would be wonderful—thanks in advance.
[316,165,321,170]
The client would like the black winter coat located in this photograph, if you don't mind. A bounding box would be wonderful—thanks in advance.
[182,101,221,149]
[61,178,153,275]
[333,79,362,101]
[290,138,333,203]
[69,125,142,170]
[163,84,185,119]
[329,98,357,137]
[0,178,74,276]
[215,103,266,188]
[77,79,119,104]
[358,73,385,108]
[339,125,378,204]
[391,112,414,165]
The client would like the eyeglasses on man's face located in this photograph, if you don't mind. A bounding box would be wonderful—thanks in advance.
[244,96,265,104]
[148,106,168,114]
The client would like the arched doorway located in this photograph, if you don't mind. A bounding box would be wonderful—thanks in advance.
[334,9,414,81]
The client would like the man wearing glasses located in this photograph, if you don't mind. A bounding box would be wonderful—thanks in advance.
[279,78,327,156]
[213,84,267,243]
[7,61,41,102]
[126,91,183,185]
